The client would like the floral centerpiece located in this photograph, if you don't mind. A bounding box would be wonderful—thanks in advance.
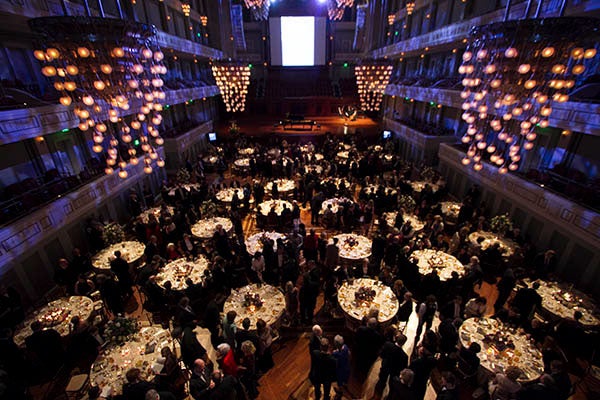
[483,330,515,352]
[420,166,437,182]
[176,168,191,184]
[104,315,139,345]
[243,293,263,309]
[102,222,125,246]
[354,286,377,303]
[490,214,513,235]
[398,195,416,212]
[344,236,358,248]
[39,307,70,328]
[199,200,218,218]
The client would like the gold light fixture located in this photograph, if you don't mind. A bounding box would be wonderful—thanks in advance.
[181,2,191,17]
[31,17,167,178]
[212,64,251,112]
[328,0,354,21]
[406,2,415,15]
[200,15,208,26]
[243,0,269,21]
[388,14,396,25]
[459,18,598,174]
[354,65,393,112]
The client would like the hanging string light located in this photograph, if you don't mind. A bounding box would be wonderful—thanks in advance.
[200,15,208,26]
[181,2,191,17]
[328,0,354,21]
[459,17,598,174]
[405,2,415,15]
[30,16,168,178]
[243,0,270,21]
[212,64,251,113]
[354,65,393,112]
[388,14,396,25]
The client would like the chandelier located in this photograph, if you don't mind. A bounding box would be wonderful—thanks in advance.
[243,0,269,21]
[388,14,396,26]
[406,2,415,16]
[181,2,191,17]
[212,64,251,113]
[328,0,354,21]
[459,17,599,174]
[355,65,393,112]
[30,17,167,179]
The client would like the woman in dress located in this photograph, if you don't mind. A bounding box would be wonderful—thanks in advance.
[239,340,260,399]
[284,281,299,326]
[332,335,350,389]
[256,318,274,372]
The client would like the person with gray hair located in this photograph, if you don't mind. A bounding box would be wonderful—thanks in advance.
[216,343,238,377]
[309,324,323,354]
[332,334,351,388]
[309,338,337,400]
[386,368,415,400]
[355,317,384,378]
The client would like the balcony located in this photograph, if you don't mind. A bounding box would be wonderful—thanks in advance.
[0,85,220,146]
[385,84,600,136]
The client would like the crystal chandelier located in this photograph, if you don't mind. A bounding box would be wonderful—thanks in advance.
[459,18,598,174]
[243,0,270,21]
[212,64,251,113]
[328,0,354,21]
[30,17,168,179]
[405,2,415,16]
[355,65,393,112]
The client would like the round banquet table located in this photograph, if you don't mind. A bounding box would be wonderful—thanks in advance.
[320,197,354,214]
[362,185,398,197]
[245,231,287,255]
[215,188,245,203]
[223,284,286,329]
[234,158,250,168]
[441,201,462,219]
[264,179,295,194]
[257,199,293,216]
[155,256,209,291]
[468,231,517,257]
[90,326,173,395]
[459,318,544,382]
[267,148,281,158]
[334,233,372,260]
[302,164,323,175]
[167,183,200,196]
[92,241,145,270]
[307,153,324,162]
[383,212,425,232]
[409,181,439,193]
[14,296,94,347]
[271,156,293,168]
[523,279,599,327]
[191,217,233,239]
[320,177,351,191]
[337,278,399,326]
[202,155,219,166]
[238,147,255,156]
[410,249,465,281]
[139,206,174,224]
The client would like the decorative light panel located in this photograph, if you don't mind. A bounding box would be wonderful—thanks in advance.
[212,65,251,113]
[355,65,393,112]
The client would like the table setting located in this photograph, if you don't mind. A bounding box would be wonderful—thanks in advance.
[410,249,465,281]
[167,183,200,196]
[257,199,293,216]
[215,188,246,203]
[383,211,425,232]
[139,206,174,224]
[302,164,323,175]
[191,217,233,239]
[334,233,372,260]
[245,231,287,255]
[362,185,398,197]
[202,155,219,165]
[337,278,399,323]
[468,231,517,257]
[92,241,145,270]
[409,181,439,193]
[234,158,250,168]
[155,256,209,291]
[264,179,295,193]
[440,201,462,219]
[238,147,255,156]
[320,197,354,214]
[90,325,173,395]
[459,317,544,382]
[223,284,286,329]
[271,156,293,168]
[14,296,94,346]
[523,279,599,326]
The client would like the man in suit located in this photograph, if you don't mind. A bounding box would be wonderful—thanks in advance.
[25,321,64,374]
[122,368,154,400]
[235,318,259,358]
[176,325,207,369]
[511,282,542,324]
[440,296,464,321]
[209,370,238,400]
[354,318,384,377]
[309,338,337,400]
[189,359,214,400]
[309,324,323,355]
[374,333,408,397]
[111,250,133,297]
[324,237,340,271]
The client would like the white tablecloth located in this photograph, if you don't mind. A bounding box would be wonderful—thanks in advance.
[409,181,439,193]
[264,179,295,193]
[168,183,200,196]
[362,185,398,196]
[139,206,174,224]
[459,318,544,382]
[223,284,286,329]
[334,233,372,260]
[14,296,94,346]
[215,188,245,202]
[257,199,293,216]
[302,165,323,175]
[92,241,145,270]
[245,232,287,255]
[410,249,465,281]
[238,148,255,155]
[90,326,173,395]
[320,197,354,214]
[441,201,462,219]
[337,278,399,323]
[468,231,517,257]
[155,256,209,290]
[191,217,233,239]
[383,212,425,232]
[234,158,250,168]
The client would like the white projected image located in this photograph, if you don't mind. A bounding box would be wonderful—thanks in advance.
[281,16,314,66]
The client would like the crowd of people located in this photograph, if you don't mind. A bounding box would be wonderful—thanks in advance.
[0,133,597,400]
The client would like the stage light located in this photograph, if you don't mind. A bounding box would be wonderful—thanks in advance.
[317,0,327,3]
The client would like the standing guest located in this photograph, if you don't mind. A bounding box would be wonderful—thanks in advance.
[386,368,415,400]
[71,247,92,274]
[309,338,337,400]
[97,274,124,315]
[332,335,350,389]
[354,317,384,377]
[436,372,458,400]
[239,340,259,399]
[464,296,487,318]
[122,368,154,400]
[110,251,133,298]
[209,370,239,399]
[489,366,522,400]
[309,324,324,355]
[189,359,214,400]
[550,360,572,400]
[517,373,559,400]
[494,268,516,313]
[175,325,207,369]
[256,318,274,372]
[235,318,260,358]
[284,281,299,325]
[54,258,78,294]
[325,237,340,273]
[144,235,159,260]
[216,343,238,377]
[221,310,237,349]
[26,320,65,375]
[375,333,409,397]
[318,232,328,264]
[155,347,185,397]
[304,229,319,262]
[251,252,265,283]
[511,282,542,324]
[74,274,96,297]
[408,347,437,400]
[415,295,438,340]
[440,296,463,321]
[396,292,414,330]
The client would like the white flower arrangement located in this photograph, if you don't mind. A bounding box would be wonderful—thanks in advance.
[102,222,125,246]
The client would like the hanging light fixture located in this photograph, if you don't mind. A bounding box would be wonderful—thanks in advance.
[328,0,354,21]
[405,2,415,16]
[30,16,168,178]
[211,64,251,112]
[459,17,598,174]
[354,64,393,112]
[388,14,396,26]
[243,0,270,21]
[200,15,208,26]
[181,2,191,17]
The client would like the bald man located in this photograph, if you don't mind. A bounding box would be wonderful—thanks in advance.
[189,359,214,400]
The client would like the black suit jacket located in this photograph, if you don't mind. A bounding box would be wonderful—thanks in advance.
[309,350,337,384]
[181,326,207,368]
[189,370,212,400]
[379,342,408,376]
[122,380,154,400]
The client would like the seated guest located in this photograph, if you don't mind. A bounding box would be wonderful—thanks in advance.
[464,296,487,318]
[25,320,64,374]
[517,373,559,400]
[189,359,214,400]
[74,274,95,297]
[458,342,481,377]
[155,347,185,397]
[489,366,522,400]
[144,389,176,400]
[550,360,572,400]
[122,368,154,400]
[436,372,458,400]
